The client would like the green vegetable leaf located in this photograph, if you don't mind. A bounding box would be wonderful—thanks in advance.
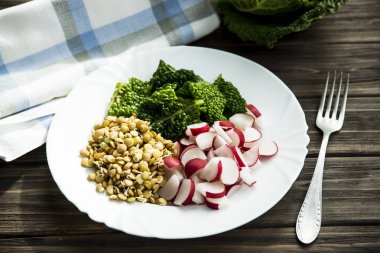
[107,81,145,117]
[214,74,246,118]
[219,0,347,48]
[188,81,227,124]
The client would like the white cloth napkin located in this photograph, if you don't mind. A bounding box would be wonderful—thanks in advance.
[0,0,219,161]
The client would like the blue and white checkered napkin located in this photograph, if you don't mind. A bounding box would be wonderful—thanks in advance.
[0,0,219,161]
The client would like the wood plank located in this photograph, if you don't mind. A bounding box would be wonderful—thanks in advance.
[0,226,378,253]
[0,0,30,9]
[0,157,378,237]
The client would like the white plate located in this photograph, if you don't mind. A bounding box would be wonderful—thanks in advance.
[47,46,309,239]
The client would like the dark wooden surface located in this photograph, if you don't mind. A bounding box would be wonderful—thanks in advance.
[1,0,379,252]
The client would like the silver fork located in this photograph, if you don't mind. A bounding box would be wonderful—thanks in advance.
[296,71,350,244]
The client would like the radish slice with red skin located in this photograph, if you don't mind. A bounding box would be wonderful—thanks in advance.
[191,175,205,204]
[206,196,229,210]
[212,122,232,144]
[230,146,248,167]
[229,113,255,130]
[179,144,197,160]
[184,158,208,178]
[197,181,226,198]
[185,128,193,138]
[219,157,240,185]
[187,122,210,136]
[212,135,228,150]
[250,159,262,170]
[192,189,205,204]
[207,148,215,161]
[163,156,182,171]
[158,174,181,201]
[226,128,245,147]
[180,137,195,146]
[211,160,223,182]
[214,144,234,159]
[243,140,260,149]
[219,121,235,130]
[226,184,242,197]
[246,104,262,118]
[199,157,222,182]
[172,141,182,158]
[259,140,278,157]
[242,146,259,167]
[173,179,196,206]
[195,131,217,151]
[243,127,262,143]
[254,117,265,130]
[181,146,207,167]
[240,167,257,186]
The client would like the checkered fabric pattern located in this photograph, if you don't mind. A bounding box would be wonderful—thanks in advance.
[0,0,219,161]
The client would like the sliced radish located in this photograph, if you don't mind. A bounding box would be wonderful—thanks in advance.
[254,117,265,130]
[199,157,222,182]
[173,179,195,206]
[229,113,255,130]
[259,139,278,157]
[243,127,262,142]
[214,144,234,159]
[243,140,260,149]
[212,122,232,144]
[207,148,215,161]
[218,121,235,129]
[187,122,210,136]
[240,167,256,186]
[226,128,245,147]
[250,159,262,170]
[246,104,262,118]
[195,131,217,151]
[206,196,229,210]
[242,146,259,167]
[179,144,197,160]
[180,137,195,146]
[191,175,205,204]
[226,184,242,197]
[180,146,207,166]
[158,174,180,201]
[184,158,207,178]
[197,181,226,198]
[230,146,248,167]
[212,135,228,149]
[172,141,182,158]
[163,156,182,171]
[219,157,240,185]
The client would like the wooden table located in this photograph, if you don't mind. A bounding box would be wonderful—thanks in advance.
[1,0,379,252]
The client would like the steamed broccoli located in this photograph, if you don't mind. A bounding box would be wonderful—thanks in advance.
[214,74,247,118]
[188,81,227,124]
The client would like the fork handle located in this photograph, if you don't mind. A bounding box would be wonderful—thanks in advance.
[296,133,330,244]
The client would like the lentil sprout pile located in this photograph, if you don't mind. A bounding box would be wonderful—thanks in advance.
[80,114,174,205]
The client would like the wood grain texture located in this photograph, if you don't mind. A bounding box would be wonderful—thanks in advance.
[0,0,379,252]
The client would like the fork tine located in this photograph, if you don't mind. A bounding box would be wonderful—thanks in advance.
[332,72,343,119]
[318,72,330,117]
[338,73,350,123]
[325,71,336,117]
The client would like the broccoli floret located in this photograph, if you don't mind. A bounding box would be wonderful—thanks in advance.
[108,81,145,117]
[214,74,246,118]
[188,81,227,124]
